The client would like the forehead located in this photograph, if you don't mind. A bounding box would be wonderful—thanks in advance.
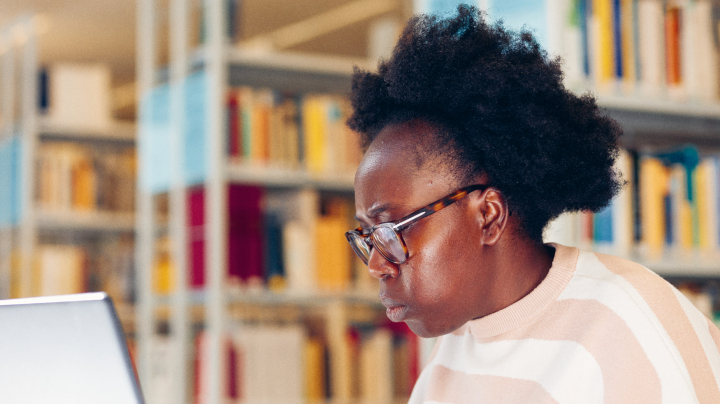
[354,121,456,220]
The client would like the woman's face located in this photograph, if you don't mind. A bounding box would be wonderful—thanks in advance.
[354,121,492,338]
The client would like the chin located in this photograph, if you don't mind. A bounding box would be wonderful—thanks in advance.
[406,319,449,339]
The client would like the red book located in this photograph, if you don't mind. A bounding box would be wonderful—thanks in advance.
[665,7,681,85]
[187,184,265,288]
[227,92,240,157]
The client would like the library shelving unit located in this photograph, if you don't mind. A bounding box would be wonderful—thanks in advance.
[136,0,397,402]
[0,17,137,327]
[136,1,720,404]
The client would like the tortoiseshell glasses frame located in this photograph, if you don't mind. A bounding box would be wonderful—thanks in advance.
[345,184,489,265]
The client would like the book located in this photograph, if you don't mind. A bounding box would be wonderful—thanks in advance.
[304,337,327,402]
[637,0,666,95]
[359,328,393,402]
[315,197,354,291]
[0,135,22,227]
[43,63,112,131]
[36,142,136,213]
[665,6,682,86]
[230,324,305,403]
[35,244,86,296]
[188,184,265,289]
[639,156,668,258]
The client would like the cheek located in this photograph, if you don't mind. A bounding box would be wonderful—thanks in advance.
[406,223,472,306]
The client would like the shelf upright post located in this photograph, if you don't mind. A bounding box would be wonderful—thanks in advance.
[136,0,157,395]
[1,29,12,136]
[169,0,191,401]
[0,29,13,300]
[18,16,38,299]
[203,0,229,401]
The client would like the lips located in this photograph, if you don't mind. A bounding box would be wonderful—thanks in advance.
[380,295,409,322]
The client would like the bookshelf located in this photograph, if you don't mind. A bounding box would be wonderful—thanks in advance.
[0,17,137,334]
[136,1,720,403]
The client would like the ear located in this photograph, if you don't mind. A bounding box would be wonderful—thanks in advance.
[472,188,509,246]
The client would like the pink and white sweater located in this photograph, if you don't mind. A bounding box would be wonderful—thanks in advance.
[409,244,720,403]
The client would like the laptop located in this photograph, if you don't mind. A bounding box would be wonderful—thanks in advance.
[0,292,145,404]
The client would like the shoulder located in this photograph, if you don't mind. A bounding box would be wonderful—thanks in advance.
[560,247,720,401]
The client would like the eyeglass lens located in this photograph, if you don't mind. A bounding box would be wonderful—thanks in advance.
[372,226,406,263]
[349,227,407,265]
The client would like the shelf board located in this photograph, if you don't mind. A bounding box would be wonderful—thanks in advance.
[641,260,720,278]
[36,209,135,232]
[38,118,136,143]
[598,95,720,118]
[153,288,382,308]
[185,47,374,94]
[226,163,355,191]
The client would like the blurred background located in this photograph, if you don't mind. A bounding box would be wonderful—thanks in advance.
[1,0,720,403]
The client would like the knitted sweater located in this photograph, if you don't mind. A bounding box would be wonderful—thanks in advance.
[409,244,720,404]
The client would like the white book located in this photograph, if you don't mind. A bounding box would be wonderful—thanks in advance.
[637,0,666,96]
[148,336,174,404]
[37,244,85,296]
[692,0,719,101]
[45,63,112,132]
[613,150,634,257]
[282,189,318,293]
[360,328,393,403]
[544,211,581,247]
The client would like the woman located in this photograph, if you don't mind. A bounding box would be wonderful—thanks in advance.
[344,5,720,403]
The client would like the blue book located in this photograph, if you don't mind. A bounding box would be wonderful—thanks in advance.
[593,203,614,243]
[263,212,285,284]
[0,136,22,227]
[632,0,641,82]
[613,0,623,78]
[486,0,550,51]
[663,194,673,246]
[579,0,591,76]
[183,71,207,187]
[419,0,467,14]
[139,83,171,193]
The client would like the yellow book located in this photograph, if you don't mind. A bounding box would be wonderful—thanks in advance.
[153,236,175,294]
[669,164,693,250]
[620,0,636,89]
[694,160,710,249]
[304,338,326,402]
[251,89,272,163]
[594,0,615,83]
[640,157,668,258]
[302,96,327,173]
[72,152,96,211]
[315,215,351,291]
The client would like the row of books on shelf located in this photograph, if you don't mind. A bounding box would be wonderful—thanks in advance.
[35,142,136,213]
[226,87,361,174]
[153,184,368,294]
[148,321,419,404]
[6,236,135,305]
[551,0,720,100]
[549,146,720,261]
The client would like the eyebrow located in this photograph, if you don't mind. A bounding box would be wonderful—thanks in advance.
[355,202,402,223]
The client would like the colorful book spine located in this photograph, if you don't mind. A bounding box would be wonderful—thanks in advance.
[226,87,360,174]
[187,184,265,289]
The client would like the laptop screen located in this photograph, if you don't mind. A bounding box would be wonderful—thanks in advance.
[0,292,144,404]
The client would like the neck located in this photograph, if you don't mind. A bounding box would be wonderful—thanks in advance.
[479,235,554,318]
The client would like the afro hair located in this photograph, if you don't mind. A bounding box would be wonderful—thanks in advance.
[347,5,623,241]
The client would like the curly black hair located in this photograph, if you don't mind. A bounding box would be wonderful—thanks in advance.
[347,5,622,241]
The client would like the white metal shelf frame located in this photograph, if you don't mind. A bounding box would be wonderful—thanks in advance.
[0,16,39,300]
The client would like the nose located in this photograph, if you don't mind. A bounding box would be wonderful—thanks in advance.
[367,249,399,279]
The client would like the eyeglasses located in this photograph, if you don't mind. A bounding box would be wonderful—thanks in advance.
[345,184,489,265]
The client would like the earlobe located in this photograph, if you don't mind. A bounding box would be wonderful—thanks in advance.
[476,189,508,246]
